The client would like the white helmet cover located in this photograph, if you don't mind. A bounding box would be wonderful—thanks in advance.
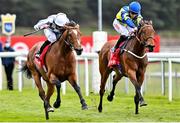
[54,13,70,26]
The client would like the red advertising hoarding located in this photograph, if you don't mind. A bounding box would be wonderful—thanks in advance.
[0,35,160,52]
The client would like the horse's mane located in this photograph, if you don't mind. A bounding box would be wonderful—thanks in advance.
[139,20,152,27]
[137,20,153,34]
[65,21,77,27]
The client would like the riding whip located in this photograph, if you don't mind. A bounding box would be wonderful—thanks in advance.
[23,29,43,37]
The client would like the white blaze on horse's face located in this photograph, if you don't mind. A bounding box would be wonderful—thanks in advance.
[72,29,81,45]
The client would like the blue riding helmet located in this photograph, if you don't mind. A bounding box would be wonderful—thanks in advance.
[129,1,141,14]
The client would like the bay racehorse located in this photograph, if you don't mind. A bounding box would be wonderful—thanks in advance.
[98,20,155,114]
[21,22,88,119]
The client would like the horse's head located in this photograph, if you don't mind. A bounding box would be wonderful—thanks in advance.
[135,20,156,52]
[61,22,83,55]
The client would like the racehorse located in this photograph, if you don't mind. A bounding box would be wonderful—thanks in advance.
[98,20,155,114]
[21,22,88,120]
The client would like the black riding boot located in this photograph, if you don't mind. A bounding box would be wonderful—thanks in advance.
[112,35,127,52]
[35,40,51,58]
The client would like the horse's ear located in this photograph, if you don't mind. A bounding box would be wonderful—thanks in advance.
[139,20,144,26]
[76,24,80,29]
[149,20,153,25]
[63,25,69,30]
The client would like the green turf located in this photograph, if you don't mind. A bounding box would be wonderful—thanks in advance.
[0,89,180,122]
[0,62,180,121]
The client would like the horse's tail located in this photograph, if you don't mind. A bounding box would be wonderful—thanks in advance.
[21,62,32,79]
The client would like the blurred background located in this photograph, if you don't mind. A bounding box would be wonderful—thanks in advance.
[0,0,180,51]
[0,0,180,32]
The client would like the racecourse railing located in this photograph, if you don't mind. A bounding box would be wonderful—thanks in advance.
[0,52,180,102]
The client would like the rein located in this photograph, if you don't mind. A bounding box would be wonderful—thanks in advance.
[123,49,147,59]
[123,24,154,59]
[60,26,79,50]
[135,25,154,44]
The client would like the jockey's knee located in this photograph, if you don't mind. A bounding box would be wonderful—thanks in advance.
[47,36,56,43]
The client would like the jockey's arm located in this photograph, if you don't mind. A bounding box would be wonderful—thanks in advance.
[116,8,136,28]
[123,13,136,28]
[34,15,56,30]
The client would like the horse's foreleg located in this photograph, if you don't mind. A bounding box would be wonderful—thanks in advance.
[137,73,147,107]
[45,82,54,112]
[33,73,49,119]
[49,74,62,108]
[107,74,122,102]
[134,92,139,114]
[53,80,61,108]
[128,69,141,114]
[68,75,88,110]
[98,70,110,112]
[33,74,45,100]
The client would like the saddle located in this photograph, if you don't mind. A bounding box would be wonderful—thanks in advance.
[34,44,51,72]
[108,38,129,68]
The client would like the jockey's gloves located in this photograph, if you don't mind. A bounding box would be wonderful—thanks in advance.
[34,24,40,31]
[133,27,138,32]
[34,24,50,31]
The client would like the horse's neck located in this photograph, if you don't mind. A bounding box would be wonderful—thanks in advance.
[57,38,72,55]
[128,37,146,55]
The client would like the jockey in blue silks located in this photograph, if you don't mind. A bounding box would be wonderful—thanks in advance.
[112,1,143,52]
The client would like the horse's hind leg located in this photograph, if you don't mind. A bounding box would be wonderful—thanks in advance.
[98,70,110,112]
[107,74,122,102]
[68,75,88,110]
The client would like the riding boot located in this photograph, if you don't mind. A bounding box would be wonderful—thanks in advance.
[35,40,51,58]
[112,35,127,52]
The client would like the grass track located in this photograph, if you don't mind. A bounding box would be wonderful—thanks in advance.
[0,61,180,122]
[0,89,180,122]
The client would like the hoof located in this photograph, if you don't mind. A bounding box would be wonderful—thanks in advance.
[82,104,88,110]
[53,101,61,108]
[47,107,54,112]
[107,95,113,102]
[140,101,147,107]
[98,106,102,113]
[135,112,139,114]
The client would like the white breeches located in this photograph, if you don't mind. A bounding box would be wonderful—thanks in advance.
[113,19,134,36]
[44,29,57,43]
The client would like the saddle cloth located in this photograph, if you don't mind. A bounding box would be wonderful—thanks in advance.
[34,44,50,70]
[108,41,124,67]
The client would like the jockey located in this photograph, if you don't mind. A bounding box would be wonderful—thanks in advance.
[34,13,70,58]
[112,1,143,52]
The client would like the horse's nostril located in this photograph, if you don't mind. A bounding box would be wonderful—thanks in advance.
[75,48,83,55]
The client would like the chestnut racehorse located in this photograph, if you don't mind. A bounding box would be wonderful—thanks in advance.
[98,20,155,114]
[21,22,88,119]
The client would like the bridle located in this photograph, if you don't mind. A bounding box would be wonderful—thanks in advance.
[61,25,80,50]
[135,25,155,47]
[123,24,155,59]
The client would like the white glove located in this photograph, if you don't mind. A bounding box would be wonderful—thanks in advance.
[133,27,138,32]
[40,24,50,29]
[34,24,40,31]
[34,24,49,31]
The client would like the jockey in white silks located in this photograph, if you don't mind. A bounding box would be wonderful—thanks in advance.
[33,13,70,58]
